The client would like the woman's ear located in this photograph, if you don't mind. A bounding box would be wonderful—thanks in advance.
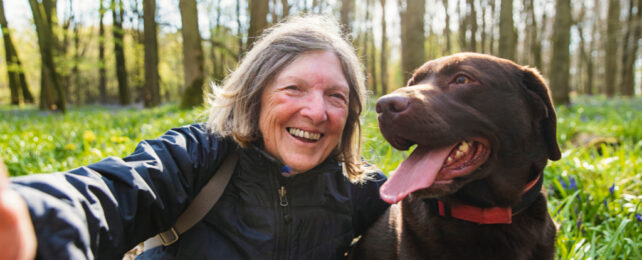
[521,66,561,161]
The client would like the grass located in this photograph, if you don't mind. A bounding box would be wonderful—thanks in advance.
[1,97,641,258]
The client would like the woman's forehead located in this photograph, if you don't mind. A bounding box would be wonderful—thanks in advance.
[274,51,349,87]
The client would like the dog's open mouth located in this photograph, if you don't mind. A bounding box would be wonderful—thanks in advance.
[380,138,490,204]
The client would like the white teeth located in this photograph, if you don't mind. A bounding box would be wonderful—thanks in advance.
[459,141,470,153]
[289,128,321,141]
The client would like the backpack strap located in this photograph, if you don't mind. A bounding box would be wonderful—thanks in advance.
[144,150,239,249]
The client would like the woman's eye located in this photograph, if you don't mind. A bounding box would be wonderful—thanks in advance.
[454,75,472,84]
[330,93,348,104]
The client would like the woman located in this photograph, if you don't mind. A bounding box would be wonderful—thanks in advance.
[1,16,388,259]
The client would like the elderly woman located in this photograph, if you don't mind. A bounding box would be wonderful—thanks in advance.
[0,15,388,259]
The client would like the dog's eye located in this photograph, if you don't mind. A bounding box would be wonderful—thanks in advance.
[454,75,472,84]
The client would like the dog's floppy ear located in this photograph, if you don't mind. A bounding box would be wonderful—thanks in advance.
[521,66,561,161]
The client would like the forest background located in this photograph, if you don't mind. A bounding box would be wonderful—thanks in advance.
[0,0,640,259]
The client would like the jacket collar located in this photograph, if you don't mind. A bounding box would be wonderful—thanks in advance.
[424,174,543,224]
[239,144,341,178]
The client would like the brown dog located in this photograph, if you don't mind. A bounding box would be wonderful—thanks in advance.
[352,53,560,259]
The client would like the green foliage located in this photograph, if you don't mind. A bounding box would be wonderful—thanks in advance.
[0,97,640,258]
[0,103,205,176]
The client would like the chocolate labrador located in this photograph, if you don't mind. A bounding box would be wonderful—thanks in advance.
[352,53,560,259]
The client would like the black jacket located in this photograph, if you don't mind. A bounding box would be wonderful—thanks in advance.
[11,124,388,260]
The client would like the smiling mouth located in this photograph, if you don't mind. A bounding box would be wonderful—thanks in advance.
[287,127,323,142]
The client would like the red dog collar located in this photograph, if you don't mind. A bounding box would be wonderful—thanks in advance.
[427,174,543,224]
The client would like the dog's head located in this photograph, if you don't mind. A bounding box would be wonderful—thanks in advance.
[377,53,560,207]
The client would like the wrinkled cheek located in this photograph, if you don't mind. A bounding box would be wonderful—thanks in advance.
[258,111,278,147]
[331,110,349,134]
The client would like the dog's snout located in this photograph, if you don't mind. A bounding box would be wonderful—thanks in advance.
[376,95,410,115]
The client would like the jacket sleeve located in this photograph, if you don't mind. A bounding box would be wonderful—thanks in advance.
[10,124,233,260]
[351,170,389,236]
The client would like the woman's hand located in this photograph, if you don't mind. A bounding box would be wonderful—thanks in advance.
[0,158,36,260]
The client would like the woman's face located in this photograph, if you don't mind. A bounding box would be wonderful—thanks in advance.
[259,50,350,174]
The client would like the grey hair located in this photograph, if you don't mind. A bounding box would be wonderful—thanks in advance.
[205,15,368,182]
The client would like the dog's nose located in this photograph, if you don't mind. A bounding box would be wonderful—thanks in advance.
[376,95,410,114]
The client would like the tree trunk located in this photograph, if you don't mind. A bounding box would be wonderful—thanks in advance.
[498,0,515,60]
[179,0,205,108]
[620,0,640,96]
[211,0,224,82]
[248,0,269,47]
[549,0,571,105]
[488,0,496,55]
[480,0,487,54]
[112,0,130,105]
[467,0,477,52]
[528,0,542,69]
[98,0,107,103]
[399,0,426,81]
[604,0,620,96]
[72,21,82,104]
[576,1,589,95]
[340,0,354,34]
[271,0,278,24]
[363,0,375,92]
[458,0,468,51]
[143,0,160,107]
[380,0,389,94]
[236,0,243,58]
[442,0,451,54]
[281,0,290,18]
[368,0,378,94]
[586,17,596,95]
[59,4,72,104]
[29,0,66,112]
[0,0,33,105]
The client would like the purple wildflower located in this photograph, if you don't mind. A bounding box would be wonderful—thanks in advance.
[603,199,608,208]
[636,214,642,222]
[609,183,615,194]
[569,177,577,190]
[576,216,582,229]
[558,177,567,189]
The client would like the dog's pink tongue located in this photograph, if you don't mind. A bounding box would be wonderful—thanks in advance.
[380,144,456,204]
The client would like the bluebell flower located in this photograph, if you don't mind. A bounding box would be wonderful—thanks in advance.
[603,199,608,208]
[576,216,582,229]
[609,183,615,194]
[569,177,577,190]
[636,214,642,222]
[558,177,567,189]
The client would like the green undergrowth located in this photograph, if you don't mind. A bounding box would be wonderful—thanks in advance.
[1,96,640,258]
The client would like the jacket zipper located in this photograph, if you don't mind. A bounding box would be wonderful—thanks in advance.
[273,172,291,260]
[278,186,289,207]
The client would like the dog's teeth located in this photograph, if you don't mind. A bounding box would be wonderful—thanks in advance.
[455,151,464,159]
[447,157,453,164]
[460,141,470,153]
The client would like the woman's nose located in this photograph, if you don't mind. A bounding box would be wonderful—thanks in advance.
[300,92,328,124]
